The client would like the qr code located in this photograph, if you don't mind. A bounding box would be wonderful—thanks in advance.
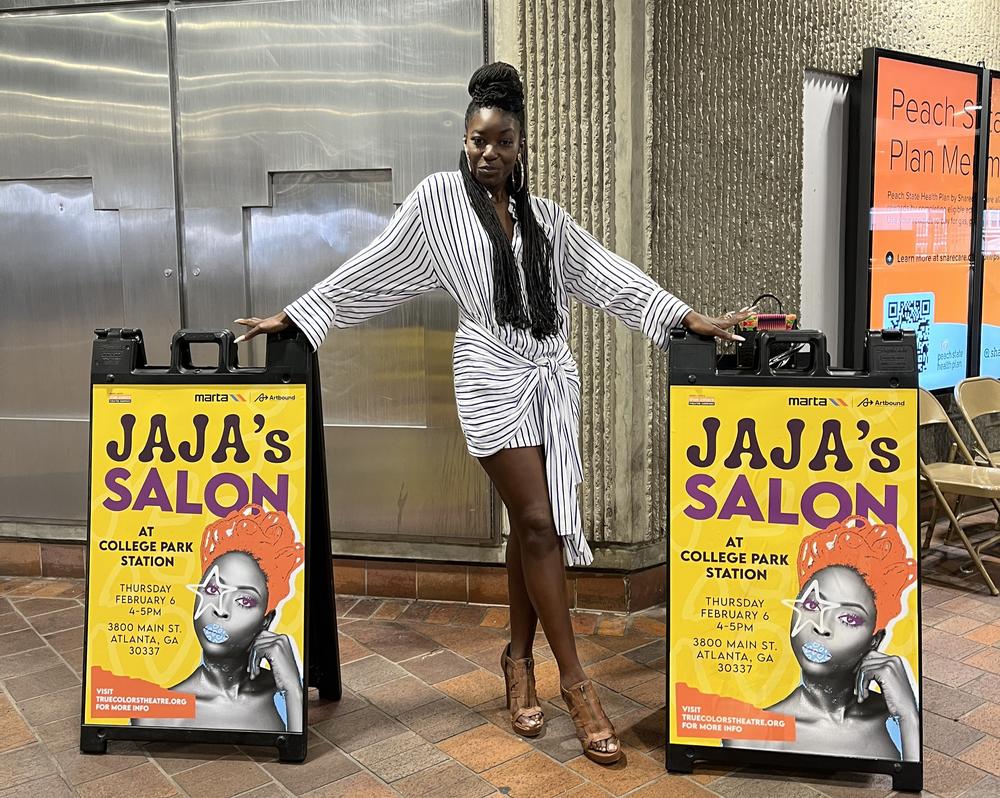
[884,292,934,373]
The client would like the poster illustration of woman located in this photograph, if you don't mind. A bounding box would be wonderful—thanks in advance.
[724,515,919,761]
[133,504,305,732]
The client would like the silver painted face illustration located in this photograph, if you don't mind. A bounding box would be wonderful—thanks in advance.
[784,567,879,676]
[188,552,270,656]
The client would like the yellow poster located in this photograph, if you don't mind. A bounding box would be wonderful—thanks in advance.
[84,384,307,734]
[669,385,919,763]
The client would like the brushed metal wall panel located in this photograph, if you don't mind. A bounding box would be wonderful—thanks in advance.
[181,206,248,330]
[0,9,175,210]
[172,0,492,545]
[326,426,496,542]
[1,0,490,544]
[0,9,179,524]
[0,178,122,419]
[0,419,88,523]
[248,170,430,427]
[173,0,477,208]
[0,0,149,9]
[120,208,182,365]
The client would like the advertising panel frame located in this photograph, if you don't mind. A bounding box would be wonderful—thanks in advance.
[79,328,340,763]
[665,329,922,793]
[972,69,1000,377]
[844,47,985,392]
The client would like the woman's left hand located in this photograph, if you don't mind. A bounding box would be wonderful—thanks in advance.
[681,306,757,342]
[856,650,920,759]
[856,650,919,722]
[249,630,302,697]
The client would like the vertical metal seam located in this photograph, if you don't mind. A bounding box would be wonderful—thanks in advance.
[165,5,187,328]
[483,0,492,63]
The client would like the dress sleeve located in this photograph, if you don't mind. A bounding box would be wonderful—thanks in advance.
[283,185,440,351]
[560,213,692,350]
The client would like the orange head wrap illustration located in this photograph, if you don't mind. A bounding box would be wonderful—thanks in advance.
[796,515,916,631]
[200,504,304,614]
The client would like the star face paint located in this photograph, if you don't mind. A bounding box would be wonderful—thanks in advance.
[782,579,841,637]
[186,563,237,621]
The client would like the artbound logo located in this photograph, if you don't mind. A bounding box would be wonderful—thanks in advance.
[254,393,296,403]
[787,397,848,407]
[193,393,245,403]
[857,397,906,408]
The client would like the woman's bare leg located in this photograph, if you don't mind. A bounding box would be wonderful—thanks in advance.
[478,446,587,688]
[480,446,617,753]
[505,521,538,660]
[503,519,543,730]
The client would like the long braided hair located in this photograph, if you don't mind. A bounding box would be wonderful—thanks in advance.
[460,62,560,339]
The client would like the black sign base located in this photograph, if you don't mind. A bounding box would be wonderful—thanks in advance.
[667,744,921,792]
[81,724,308,762]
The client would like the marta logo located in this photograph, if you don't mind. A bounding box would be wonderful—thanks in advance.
[193,393,246,403]
[787,397,849,407]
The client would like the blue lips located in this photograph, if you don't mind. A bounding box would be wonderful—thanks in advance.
[203,623,229,644]
[802,641,832,663]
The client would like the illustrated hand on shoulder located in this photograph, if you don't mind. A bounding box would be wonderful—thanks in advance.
[855,650,919,723]
[248,628,301,696]
[234,312,291,344]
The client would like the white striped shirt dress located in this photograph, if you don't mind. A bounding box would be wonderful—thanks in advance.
[284,171,692,567]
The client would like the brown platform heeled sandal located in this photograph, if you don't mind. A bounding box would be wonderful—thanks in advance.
[501,643,544,737]
[561,679,622,764]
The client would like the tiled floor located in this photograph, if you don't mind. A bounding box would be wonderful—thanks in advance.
[1,525,999,797]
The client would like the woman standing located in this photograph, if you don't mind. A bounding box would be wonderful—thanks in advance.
[236,62,749,764]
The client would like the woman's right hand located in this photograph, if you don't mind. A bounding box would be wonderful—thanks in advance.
[233,312,290,343]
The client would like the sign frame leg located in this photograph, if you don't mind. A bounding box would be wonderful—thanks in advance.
[79,727,107,755]
[305,352,342,703]
[276,733,308,763]
[665,744,693,774]
[892,762,922,792]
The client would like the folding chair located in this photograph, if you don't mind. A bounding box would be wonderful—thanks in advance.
[918,388,1000,595]
[954,377,1000,467]
[953,377,1000,550]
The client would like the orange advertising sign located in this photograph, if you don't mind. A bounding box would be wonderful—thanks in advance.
[868,55,979,389]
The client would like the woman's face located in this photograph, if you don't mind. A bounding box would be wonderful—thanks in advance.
[464,107,522,193]
[788,565,880,677]
[192,551,271,657]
